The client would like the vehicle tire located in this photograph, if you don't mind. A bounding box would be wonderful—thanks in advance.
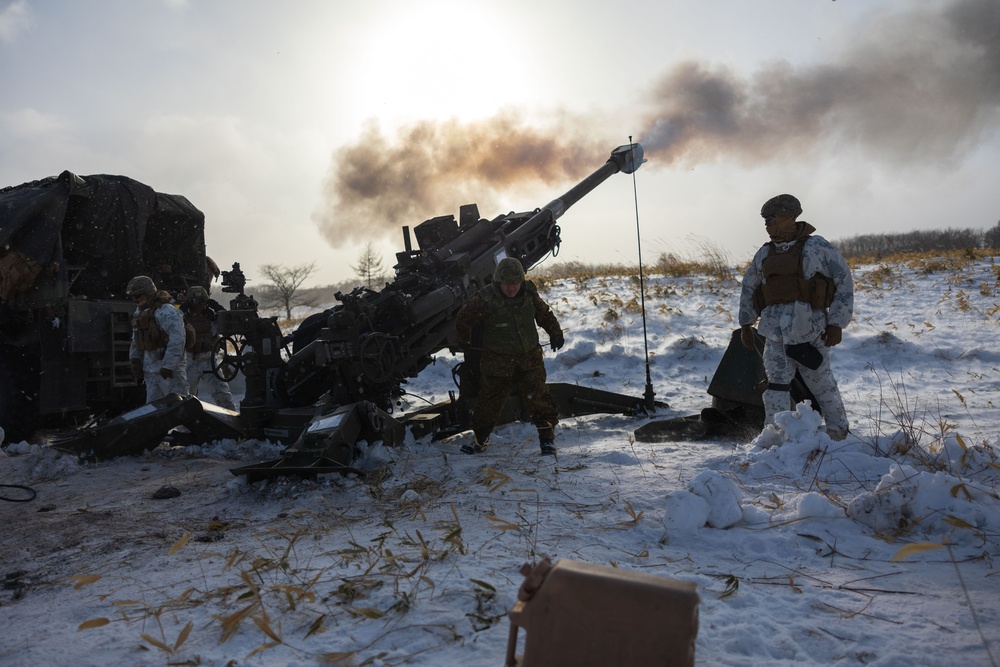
[0,347,39,445]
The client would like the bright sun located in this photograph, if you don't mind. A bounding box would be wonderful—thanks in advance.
[349,1,538,124]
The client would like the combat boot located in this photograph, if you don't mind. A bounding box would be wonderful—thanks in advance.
[826,427,849,441]
[461,437,488,455]
[539,438,556,456]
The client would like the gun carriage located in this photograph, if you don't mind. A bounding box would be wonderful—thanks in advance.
[53,145,668,477]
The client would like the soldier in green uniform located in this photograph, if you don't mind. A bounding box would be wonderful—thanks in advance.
[455,257,565,455]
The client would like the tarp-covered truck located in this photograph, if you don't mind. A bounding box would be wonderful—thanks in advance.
[0,170,211,442]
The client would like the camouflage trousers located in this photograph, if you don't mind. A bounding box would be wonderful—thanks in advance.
[187,352,236,411]
[472,350,559,445]
[762,335,849,438]
[143,366,189,404]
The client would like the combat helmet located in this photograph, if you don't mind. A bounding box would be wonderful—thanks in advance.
[760,194,802,219]
[187,285,209,304]
[126,275,157,297]
[494,257,525,285]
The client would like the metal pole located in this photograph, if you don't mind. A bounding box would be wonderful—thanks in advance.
[629,136,656,413]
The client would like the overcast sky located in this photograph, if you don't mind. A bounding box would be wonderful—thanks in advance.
[2,0,998,286]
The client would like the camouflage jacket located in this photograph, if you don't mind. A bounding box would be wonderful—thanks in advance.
[739,222,854,345]
[129,291,188,373]
[455,281,561,356]
[183,305,216,354]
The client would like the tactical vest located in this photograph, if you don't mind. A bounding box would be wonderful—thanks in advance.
[481,282,541,355]
[132,293,171,352]
[752,236,836,313]
[185,308,214,354]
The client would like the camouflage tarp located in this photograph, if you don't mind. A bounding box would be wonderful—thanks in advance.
[0,170,206,301]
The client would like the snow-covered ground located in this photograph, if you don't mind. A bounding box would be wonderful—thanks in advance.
[2,256,999,666]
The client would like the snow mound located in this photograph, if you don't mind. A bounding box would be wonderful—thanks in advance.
[192,437,286,460]
[739,403,1000,540]
[689,470,743,528]
[849,462,1000,534]
[2,442,81,482]
[663,490,710,537]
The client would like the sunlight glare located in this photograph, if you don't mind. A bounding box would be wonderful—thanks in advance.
[349,2,536,123]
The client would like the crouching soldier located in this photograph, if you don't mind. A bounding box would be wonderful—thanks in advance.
[128,275,189,404]
[738,194,854,440]
[181,285,236,411]
[455,257,565,456]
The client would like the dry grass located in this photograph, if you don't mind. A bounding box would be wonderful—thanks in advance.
[533,238,734,287]
[845,248,996,270]
[655,237,734,280]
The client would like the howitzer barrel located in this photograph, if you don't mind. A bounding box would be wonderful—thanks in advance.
[228,143,646,437]
[508,143,644,246]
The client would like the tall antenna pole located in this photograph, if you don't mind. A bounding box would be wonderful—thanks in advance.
[629,136,656,413]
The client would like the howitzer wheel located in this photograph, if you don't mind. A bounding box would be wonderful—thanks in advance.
[359,332,396,384]
[211,335,244,382]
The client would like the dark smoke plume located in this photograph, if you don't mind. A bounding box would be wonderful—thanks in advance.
[315,0,999,248]
[640,0,1000,165]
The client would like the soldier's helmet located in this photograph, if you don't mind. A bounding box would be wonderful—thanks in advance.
[760,194,802,219]
[494,257,525,285]
[126,275,157,297]
[187,285,209,304]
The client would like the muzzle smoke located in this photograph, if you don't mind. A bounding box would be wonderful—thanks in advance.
[314,0,999,247]
[639,0,999,166]
[313,113,605,245]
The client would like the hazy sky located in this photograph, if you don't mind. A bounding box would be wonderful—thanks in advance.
[2,0,998,286]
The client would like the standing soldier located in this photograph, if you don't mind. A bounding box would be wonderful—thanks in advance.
[738,194,854,440]
[127,275,189,403]
[455,257,565,455]
[181,285,236,411]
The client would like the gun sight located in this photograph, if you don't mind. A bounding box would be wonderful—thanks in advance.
[221,262,247,294]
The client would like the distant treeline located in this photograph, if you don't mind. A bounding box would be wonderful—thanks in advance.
[298,223,1000,301]
[833,222,1000,259]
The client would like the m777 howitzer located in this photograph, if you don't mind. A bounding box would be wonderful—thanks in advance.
[51,145,654,476]
[215,143,656,480]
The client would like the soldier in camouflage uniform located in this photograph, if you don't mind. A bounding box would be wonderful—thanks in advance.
[455,257,565,455]
[127,275,190,404]
[181,285,236,411]
[738,194,853,440]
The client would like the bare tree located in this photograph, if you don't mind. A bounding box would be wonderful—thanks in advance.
[986,221,1000,249]
[835,226,990,259]
[258,262,318,319]
[351,242,386,289]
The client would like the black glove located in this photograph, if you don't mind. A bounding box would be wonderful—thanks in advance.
[130,359,143,383]
[550,330,564,352]
[159,367,174,379]
[822,325,842,347]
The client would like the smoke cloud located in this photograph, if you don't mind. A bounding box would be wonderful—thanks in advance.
[313,113,607,245]
[639,0,1000,167]
[315,0,1000,248]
